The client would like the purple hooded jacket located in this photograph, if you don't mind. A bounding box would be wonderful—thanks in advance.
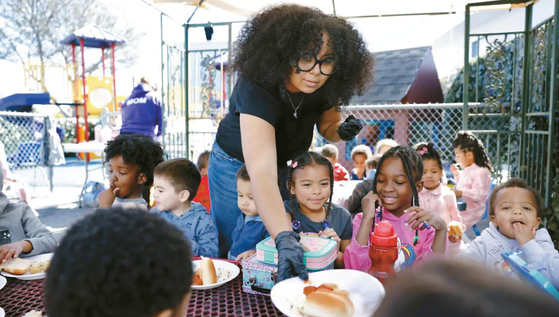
[120,83,162,140]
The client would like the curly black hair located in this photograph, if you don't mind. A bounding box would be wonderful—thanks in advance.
[230,4,374,110]
[415,142,443,170]
[155,158,201,201]
[452,131,492,172]
[104,133,165,187]
[488,177,543,218]
[45,207,192,317]
[286,151,334,231]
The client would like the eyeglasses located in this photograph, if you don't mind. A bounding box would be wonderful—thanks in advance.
[295,53,336,75]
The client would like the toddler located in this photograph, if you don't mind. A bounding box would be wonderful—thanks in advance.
[344,146,447,272]
[45,207,193,317]
[228,164,270,261]
[416,142,464,254]
[152,158,218,257]
[450,131,492,229]
[285,151,353,268]
[321,144,349,181]
[350,144,372,180]
[193,150,211,211]
[98,134,164,209]
[462,178,559,288]
[0,168,56,262]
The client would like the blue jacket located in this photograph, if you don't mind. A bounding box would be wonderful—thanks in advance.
[120,83,162,140]
[152,202,219,257]
[229,214,269,259]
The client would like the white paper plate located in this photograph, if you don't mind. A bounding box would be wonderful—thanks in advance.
[191,259,240,290]
[0,275,6,291]
[271,269,385,317]
[0,307,4,317]
[1,253,53,281]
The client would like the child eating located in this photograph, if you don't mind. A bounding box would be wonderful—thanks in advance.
[228,164,270,261]
[152,158,219,257]
[98,134,164,209]
[45,207,193,317]
[0,168,56,262]
[462,178,559,288]
[344,146,447,272]
[285,151,353,268]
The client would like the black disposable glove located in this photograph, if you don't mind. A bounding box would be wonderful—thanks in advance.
[337,114,363,141]
[275,231,309,282]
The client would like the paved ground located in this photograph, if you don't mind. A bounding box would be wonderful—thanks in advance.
[12,157,104,242]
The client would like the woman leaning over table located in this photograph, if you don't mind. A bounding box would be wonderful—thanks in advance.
[208,4,374,281]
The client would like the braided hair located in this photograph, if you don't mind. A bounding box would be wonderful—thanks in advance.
[452,131,493,171]
[372,146,424,245]
[286,151,334,232]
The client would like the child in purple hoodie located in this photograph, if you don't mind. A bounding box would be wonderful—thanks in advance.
[344,146,447,272]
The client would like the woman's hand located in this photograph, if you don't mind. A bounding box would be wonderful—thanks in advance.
[404,207,447,232]
[275,231,308,282]
[361,191,381,221]
[0,240,32,263]
[235,250,256,262]
[318,228,341,249]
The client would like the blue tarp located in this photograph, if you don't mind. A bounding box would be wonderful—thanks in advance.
[0,93,50,112]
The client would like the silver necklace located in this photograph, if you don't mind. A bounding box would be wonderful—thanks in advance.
[287,93,305,119]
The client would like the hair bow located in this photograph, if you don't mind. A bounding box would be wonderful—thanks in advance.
[417,147,428,155]
[287,160,298,168]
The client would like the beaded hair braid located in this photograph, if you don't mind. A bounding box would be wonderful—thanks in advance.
[452,131,493,172]
[287,151,334,232]
[372,146,424,245]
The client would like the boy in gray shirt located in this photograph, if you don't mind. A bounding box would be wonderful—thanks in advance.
[0,168,56,262]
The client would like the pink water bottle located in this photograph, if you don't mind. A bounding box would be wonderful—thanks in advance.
[368,220,398,284]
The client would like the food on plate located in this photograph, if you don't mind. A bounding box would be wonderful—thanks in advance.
[0,258,50,275]
[21,310,43,317]
[28,262,42,274]
[448,221,464,237]
[0,258,32,275]
[299,283,354,317]
[192,257,217,285]
[192,273,203,285]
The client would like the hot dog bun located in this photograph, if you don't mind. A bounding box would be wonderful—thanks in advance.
[301,288,354,317]
[448,221,464,236]
[199,257,217,285]
[0,258,32,275]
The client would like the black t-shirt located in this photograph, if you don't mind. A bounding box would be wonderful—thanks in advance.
[216,78,329,167]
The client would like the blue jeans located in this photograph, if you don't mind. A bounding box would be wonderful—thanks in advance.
[208,143,244,258]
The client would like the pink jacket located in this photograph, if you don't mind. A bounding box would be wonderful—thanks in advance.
[419,185,462,226]
[343,208,435,273]
[455,163,491,229]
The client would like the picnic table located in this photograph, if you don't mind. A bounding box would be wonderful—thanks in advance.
[0,259,286,317]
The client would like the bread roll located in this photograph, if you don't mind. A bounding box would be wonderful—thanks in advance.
[0,258,32,275]
[301,288,354,317]
[448,221,464,236]
[29,262,42,274]
[199,257,217,285]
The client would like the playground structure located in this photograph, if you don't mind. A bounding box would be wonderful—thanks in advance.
[60,24,126,144]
